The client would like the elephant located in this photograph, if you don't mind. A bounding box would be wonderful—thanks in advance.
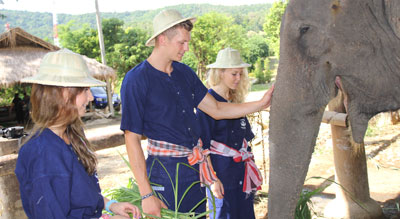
[268,0,400,218]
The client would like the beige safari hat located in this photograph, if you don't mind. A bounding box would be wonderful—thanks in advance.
[145,9,196,47]
[21,49,106,87]
[207,47,251,69]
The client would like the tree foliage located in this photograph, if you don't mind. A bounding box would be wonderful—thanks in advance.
[189,12,247,80]
[263,0,288,57]
[242,32,269,72]
[58,21,100,59]
[0,3,271,41]
[58,18,151,81]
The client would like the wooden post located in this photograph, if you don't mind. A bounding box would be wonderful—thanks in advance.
[324,92,383,219]
[95,0,114,116]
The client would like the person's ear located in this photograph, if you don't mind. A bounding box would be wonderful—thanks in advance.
[158,34,168,46]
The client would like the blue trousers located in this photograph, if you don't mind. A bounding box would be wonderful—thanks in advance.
[207,187,255,219]
[147,155,206,215]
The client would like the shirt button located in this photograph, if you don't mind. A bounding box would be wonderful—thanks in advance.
[231,130,234,133]
[239,181,243,185]
[188,128,191,131]
[182,110,186,113]
[95,210,98,213]
[235,143,238,146]
[177,91,180,95]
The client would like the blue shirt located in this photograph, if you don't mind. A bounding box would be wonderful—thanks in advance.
[15,128,103,219]
[120,60,207,148]
[120,60,208,182]
[197,89,255,189]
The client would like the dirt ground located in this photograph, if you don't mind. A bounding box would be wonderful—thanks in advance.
[94,110,400,219]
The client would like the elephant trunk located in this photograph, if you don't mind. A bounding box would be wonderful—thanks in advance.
[267,70,327,218]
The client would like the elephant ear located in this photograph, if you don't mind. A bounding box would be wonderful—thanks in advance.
[385,0,400,38]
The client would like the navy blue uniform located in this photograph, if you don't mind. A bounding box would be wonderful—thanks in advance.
[120,60,208,213]
[15,128,104,219]
[197,89,256,219]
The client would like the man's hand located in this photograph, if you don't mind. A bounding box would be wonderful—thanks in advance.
[211,179,224,199]
[142,195,167,218]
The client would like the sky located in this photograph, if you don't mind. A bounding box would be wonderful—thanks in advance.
[0,0,276,14]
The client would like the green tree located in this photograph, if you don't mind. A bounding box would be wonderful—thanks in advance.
[254,57,265,84]
[242,31,269,71]
[189,12,247,80]
[263,57,273,83]
[263,0,288,57]
[107,27,151,79]
[58,20,99,59]
[102,18,124,53]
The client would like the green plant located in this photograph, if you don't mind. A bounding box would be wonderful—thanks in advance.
[365,124,377,137]
[295,176,370,219]
[295,187,326,219]
[263,57,273,83]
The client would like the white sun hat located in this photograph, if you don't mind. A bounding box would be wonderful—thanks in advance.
[21,49,106,87]
[207,47,251,69]
[145,9,196,47]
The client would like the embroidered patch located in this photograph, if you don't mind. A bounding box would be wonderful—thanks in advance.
[152,186,165,191]
[240,118,246,129]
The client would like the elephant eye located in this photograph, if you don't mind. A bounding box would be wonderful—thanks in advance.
[300,26,310,35]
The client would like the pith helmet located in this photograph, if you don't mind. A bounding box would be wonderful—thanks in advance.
[145,9,196,47]
[21,49,106,87]
[207,47,251,69]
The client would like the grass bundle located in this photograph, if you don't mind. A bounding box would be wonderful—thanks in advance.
[105,178,202,218]
[103,151,214,219]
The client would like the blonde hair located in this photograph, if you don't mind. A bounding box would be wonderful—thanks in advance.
[207,68,250,103]
[27,84,97,175]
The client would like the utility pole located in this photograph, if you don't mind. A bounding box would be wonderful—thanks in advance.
[52,0,60,47]
[95,0,114,115]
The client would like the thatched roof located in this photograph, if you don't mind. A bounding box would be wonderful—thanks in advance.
[0,27,59,51]
[0,28,116,87]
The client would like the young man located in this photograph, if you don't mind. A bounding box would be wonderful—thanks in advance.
[120,9,274,218]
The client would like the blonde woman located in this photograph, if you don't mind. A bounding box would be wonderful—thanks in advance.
[15,50,140,219]
[197,48,268,219]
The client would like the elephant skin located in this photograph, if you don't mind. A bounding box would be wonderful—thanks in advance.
[268,0,400,218]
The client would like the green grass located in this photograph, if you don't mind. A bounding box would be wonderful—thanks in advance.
[250,83,271,92]
[365,124,377,137]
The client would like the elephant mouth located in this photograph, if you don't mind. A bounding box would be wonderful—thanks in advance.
[334,76,349,112]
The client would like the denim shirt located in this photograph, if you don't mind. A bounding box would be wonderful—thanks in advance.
[15,128,103,219]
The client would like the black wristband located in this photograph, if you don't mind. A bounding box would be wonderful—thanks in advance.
[141,191,154,200]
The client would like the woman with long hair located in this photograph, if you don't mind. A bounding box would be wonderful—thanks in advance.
[15,50,140,219]
[197,48,267,219]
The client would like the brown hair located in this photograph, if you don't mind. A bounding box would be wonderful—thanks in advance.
[159,20,194,41]
[28,84,97,175]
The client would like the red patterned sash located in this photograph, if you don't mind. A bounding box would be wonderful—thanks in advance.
[210,139,262,194]
[147,138,218,186]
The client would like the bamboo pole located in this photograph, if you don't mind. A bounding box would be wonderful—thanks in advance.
[322,111,347,127]
[95,0,114,115]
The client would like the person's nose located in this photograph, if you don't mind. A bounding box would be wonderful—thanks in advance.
[184,42,189,52]
[88,90,94,101]
[235,74,241,82]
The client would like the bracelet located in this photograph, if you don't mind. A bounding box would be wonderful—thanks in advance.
[105,199,118,214]
[141,191,154,200]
